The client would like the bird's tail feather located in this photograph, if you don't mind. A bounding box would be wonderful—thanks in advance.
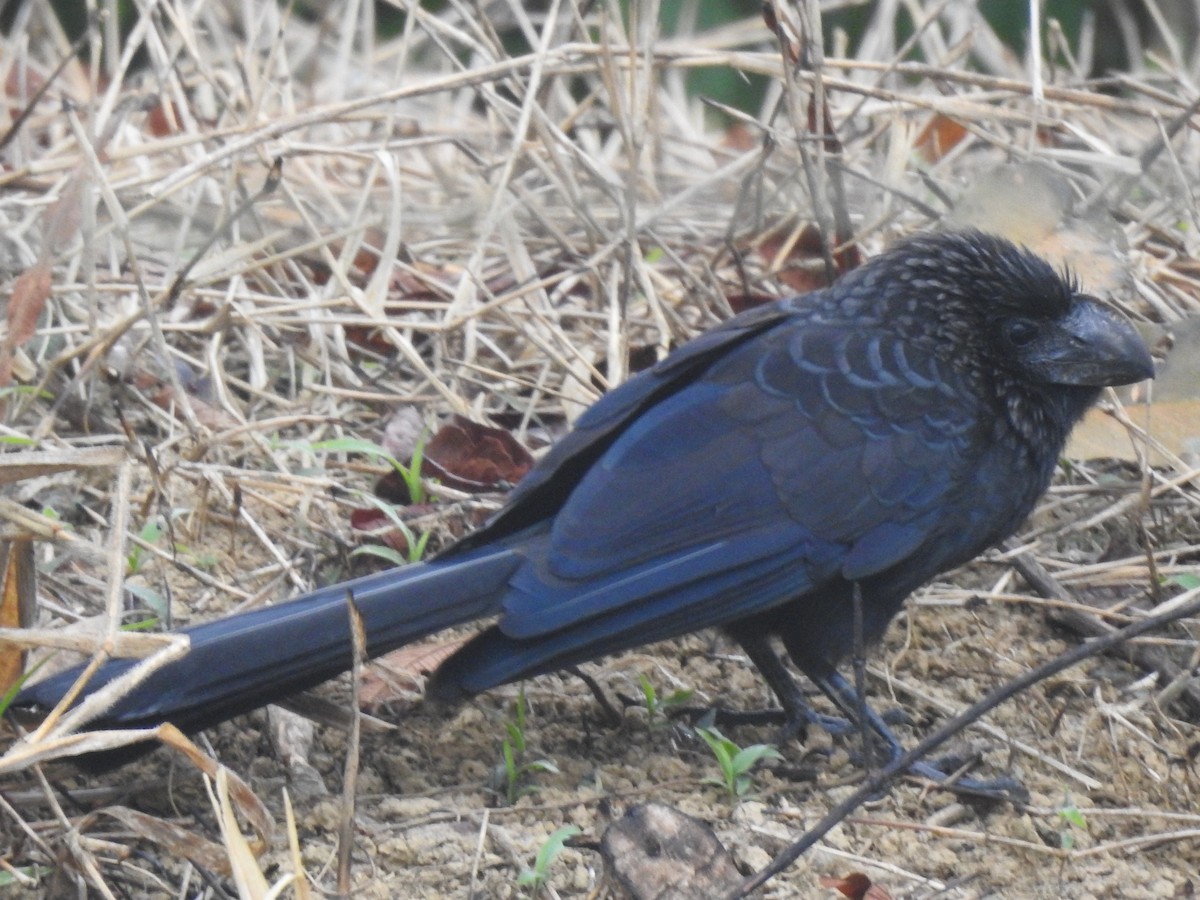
[15,544,523,737]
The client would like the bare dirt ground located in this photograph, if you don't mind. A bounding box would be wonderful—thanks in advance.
[2,2,1200,898]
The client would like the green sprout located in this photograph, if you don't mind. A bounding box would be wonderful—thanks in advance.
[695,726,782,801]
[352,495,432,565]
[516,824,581,897]
[298,436,434,562]
[0,658,48,717]
[638,674,694,728]
[309,436,429,505]
[1057,797,1088,851]
[493,689,559,805]
[126,518,163,575]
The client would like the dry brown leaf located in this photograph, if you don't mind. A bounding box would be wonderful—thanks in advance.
[756,221,861,294]
[99,806,232,874]
[159,725,275,845]
[43,170,87,249]
[210,767,271,898]
[359,636,468,710]
[0,539,34,695]
[6,263,51,350]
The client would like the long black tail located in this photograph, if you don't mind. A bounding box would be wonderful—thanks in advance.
[15,545,522,738]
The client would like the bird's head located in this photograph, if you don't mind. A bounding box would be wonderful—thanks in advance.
[861,230,1154,391]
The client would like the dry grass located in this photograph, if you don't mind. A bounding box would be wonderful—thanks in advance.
[1,1,1199,896]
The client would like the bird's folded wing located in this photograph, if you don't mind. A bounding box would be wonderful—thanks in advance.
[497,318,983,642]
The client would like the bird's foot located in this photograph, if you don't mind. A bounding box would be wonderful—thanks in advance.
[669,704,860,746]
[906,754,1028,803]
[845,745,1024,802]
[669,704,786,730]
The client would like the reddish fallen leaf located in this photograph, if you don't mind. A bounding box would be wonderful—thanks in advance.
[721,122,758,151]
[146,99,184,137]
[4,62,46,121]
[424,415,533,492]
[374,469,417,506]
[758,222,861,294]
[819,871,894,900]
[359,636,468,710]
[5,63,46,99]
[0,166,93,386]
[5,262,52,352]
[342,325,399,355]
[349,508,386,532]
[915,113,969,162]
[726,293,778,315]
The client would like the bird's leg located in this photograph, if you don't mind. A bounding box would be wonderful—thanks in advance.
[813,670,1025,800]
[732,633,856,742]
[850,581,875,774]
[667,632,853,741]
[567,666,623,727]
[705,628,868,744]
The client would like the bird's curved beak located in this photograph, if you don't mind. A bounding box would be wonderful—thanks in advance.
[1027,297,1154,387]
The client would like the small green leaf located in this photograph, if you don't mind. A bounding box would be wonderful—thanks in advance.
[308,437,394,457]
[351,544,408,567]
[120,617,160,632]
[1058,806,1087,829]
[125,582,168,617]
[517,825,581,889]
[1168,572,1200,591]
[731,743,783,773]
[696,726,779,800]
[640,674,656,707]
[506,721,526,754]
[0,864,51,885]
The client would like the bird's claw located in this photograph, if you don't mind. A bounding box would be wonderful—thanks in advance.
[908,757,1028,803]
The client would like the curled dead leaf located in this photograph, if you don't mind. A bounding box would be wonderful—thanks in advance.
[424,415,533,492]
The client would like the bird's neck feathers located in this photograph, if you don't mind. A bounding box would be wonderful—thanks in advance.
[990,372,1101,466]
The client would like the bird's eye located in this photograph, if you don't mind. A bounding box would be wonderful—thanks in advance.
[1004,319,1040,347]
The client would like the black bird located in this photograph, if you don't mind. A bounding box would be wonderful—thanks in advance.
[16,231,1153,776]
